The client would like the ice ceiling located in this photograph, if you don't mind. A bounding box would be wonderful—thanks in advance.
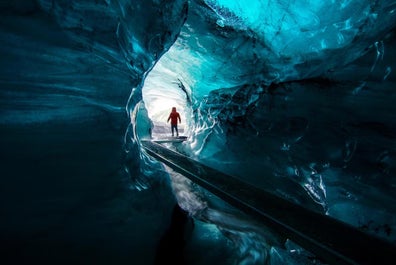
[142,0,396,142]
[1,0,396,264]
[143,0,395,107]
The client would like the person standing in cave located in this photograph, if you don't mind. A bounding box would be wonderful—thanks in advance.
[167,107,181,137]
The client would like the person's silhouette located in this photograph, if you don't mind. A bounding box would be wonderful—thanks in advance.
[167,107,181,137]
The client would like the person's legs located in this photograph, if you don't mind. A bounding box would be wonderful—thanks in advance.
[171,125,175,136]
[175,126,179,137]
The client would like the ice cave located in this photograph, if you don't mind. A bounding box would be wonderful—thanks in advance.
[1,0,396,265]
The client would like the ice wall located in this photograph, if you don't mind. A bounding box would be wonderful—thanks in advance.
[141,0,396,258]
[0,1,188,264]
[1,0,396,264]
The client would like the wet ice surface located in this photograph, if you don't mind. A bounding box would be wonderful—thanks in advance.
[1,0,396,264]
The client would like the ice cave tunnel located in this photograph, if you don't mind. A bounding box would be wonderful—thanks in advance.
[1,1,396,265]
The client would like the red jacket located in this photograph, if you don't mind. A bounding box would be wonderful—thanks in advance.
[167,109,181,125]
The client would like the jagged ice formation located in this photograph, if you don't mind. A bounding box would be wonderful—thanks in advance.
[1,1,396,265]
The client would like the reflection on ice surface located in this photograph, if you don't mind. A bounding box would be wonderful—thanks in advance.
[1,0,396,264]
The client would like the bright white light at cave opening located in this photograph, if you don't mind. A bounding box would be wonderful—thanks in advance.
[142,55,189,137]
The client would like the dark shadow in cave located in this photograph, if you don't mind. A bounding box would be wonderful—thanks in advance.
[153,203,194,265]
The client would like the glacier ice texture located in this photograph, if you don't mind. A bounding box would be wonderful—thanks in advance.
[1,1,396,265]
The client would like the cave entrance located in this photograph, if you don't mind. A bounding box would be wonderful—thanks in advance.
[141,52,192,140]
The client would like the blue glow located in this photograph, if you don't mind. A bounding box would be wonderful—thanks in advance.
[1,1,396,264]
